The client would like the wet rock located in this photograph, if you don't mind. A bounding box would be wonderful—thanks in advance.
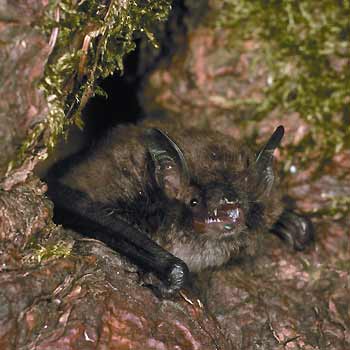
[0,0,50,173]
[139,1,350,348]
[0,237,231,349]
[205,221,350,349]
[0,178,51,251]
[1,1,349,349]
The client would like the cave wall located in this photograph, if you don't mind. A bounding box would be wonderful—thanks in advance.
[0,1,349,349]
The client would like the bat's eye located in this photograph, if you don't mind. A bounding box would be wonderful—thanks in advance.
[190,198,199,207]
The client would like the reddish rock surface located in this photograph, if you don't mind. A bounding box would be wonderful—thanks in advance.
[1,1,349,349]
[0,0,51,172]
[0,230,230,349]
[139,4,350,349]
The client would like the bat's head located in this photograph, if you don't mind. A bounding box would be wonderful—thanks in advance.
[145,126,284,241]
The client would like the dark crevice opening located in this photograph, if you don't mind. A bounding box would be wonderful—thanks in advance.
[36,0,209,177]
[81,0,206,141]
[82,43,144,141]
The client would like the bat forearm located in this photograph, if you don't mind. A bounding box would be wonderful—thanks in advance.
[47,180,190,296]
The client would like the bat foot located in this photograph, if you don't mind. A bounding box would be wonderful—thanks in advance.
[271,209,315,251]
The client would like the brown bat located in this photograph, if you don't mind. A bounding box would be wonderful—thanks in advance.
[46,120,314,297]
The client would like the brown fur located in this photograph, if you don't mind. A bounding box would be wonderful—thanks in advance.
[60,119,283,273]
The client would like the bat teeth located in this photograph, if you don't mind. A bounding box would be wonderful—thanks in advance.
[206,216,222,224]
[229,208,240,220]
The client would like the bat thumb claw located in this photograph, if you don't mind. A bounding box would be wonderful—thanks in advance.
[143,260,190,298]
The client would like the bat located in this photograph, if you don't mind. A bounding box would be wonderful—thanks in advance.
[46,120,314,297]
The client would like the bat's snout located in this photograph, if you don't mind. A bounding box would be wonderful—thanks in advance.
[192,201,244,235]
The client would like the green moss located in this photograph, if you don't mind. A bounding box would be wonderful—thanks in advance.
[217,0,350,163]
[23,239,73,264]
[14,0,171,168]
[315,195,350,219]
[217,0,350,217]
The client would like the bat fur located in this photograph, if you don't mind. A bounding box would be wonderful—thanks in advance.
[47,119,313,295]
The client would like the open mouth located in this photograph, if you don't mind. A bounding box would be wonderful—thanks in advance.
[193,201,244,234]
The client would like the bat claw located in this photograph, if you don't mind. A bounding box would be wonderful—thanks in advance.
[271,209,315,251]
[143,260,190,298]
[167,260,190,289]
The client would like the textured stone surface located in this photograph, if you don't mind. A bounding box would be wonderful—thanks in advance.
[0,178,50,249]
[0,0,50,173]
[0,232,231,349]
[0,179,230,349]
[1,1,349,349]
[205,222,350,349]
[138,2,350,348]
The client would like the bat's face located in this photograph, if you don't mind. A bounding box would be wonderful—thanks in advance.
[146,126,284,270]
[177,180,248,239]
[146,126,284,236]
[147,127,284,230]
[191,187,245,237]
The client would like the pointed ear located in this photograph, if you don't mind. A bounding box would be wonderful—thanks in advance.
[145,128,190,198]
[255,125,284,197]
